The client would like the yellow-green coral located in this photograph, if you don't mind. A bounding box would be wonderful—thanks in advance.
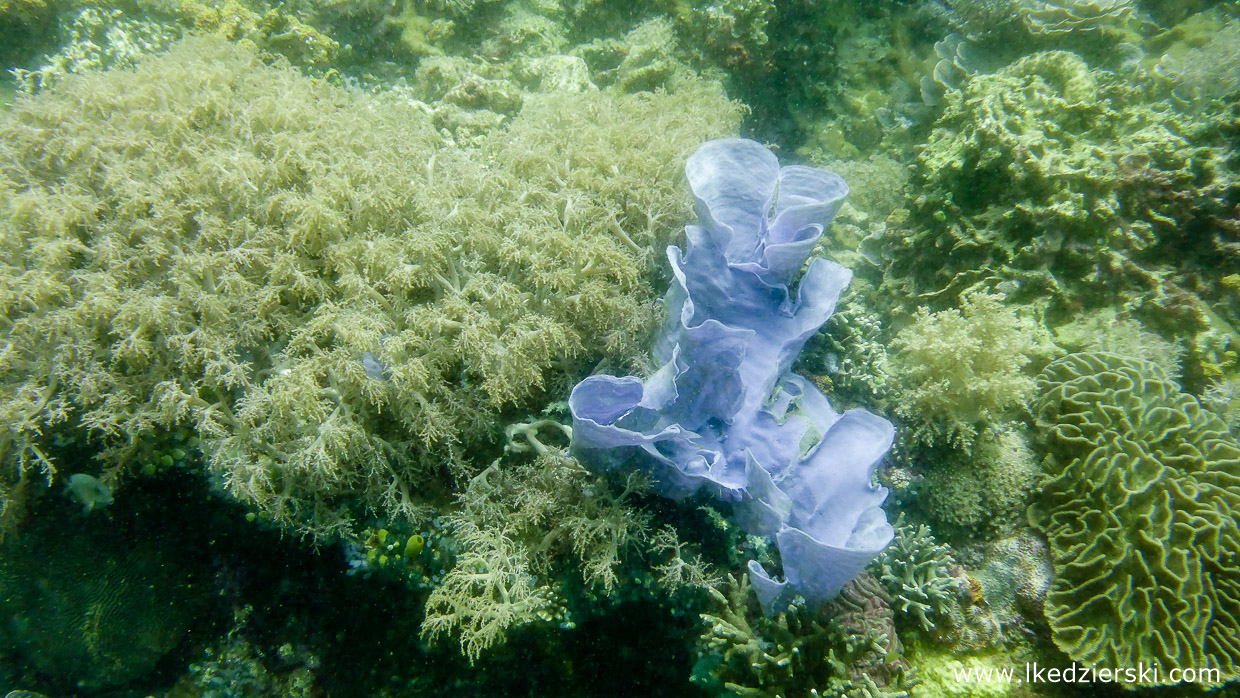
[1019,0,1135,36]
[0,37,741,536]
[1032,352,1240,684]
[420,516,565,664]
[421,452,653,661]
[890,292,1049,448]
[695,572,914,697]
[881,48,1240,330]
[0,0,47,21]
[878,514,959,633]
[455,453,651,594]
[1052,308,1184,377]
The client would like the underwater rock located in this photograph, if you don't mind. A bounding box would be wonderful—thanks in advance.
[1032,352,1240,683]
[0,503,209,690]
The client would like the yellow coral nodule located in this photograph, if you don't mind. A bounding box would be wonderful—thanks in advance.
[405,534,425,558]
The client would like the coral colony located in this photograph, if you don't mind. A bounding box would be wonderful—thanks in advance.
[570,139,894,609]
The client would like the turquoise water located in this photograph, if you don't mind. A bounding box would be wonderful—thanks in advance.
[0,1,1238,696]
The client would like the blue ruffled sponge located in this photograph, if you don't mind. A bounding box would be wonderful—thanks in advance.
[569,139,894,608]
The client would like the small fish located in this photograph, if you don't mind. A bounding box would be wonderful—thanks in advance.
[64,473,113,514]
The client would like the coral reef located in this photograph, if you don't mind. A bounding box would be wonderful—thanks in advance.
[1205,375,1240,434]
[1154,13,1240,107]
[675,0,775,75]
[944,0,1029,46]
[1051,307,1184,377]
[789,2,948,160]
[420,451,657,661]
[455,452,651,594]
[4,2,1240,694]
[919,33,984,107]
[576,18,687,94]
[801,300,893,409]
[0,498,210,691]
[171,606,321,697]
[0,37,740,538]
[478,0,568,60]
[890,292,1048,449]
[971,532,1053,630]
[175,0,339,65]
[1018,0,1135,36]
[1032,352,1240,683]
[420,516,567,663]
[0,0,47,22]
[11,6,181,93]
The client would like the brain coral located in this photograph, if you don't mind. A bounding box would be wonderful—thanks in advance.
[1031,352,1240,683]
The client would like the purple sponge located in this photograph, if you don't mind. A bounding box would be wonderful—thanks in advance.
[569,139,894,609]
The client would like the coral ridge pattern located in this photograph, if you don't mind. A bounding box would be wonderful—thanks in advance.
[1033,352,1240,683]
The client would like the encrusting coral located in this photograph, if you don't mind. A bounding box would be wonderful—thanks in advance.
[0,36,741,538]
[915,426,1040,536]
[1032,351,1240,684]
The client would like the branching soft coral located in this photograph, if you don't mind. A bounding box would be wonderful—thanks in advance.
[459,453,651,593]
[890,292,1051,449]
[420,518,562,664]
[0,37,741,536]
[696,572,914,697]
[419,451,657,660]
